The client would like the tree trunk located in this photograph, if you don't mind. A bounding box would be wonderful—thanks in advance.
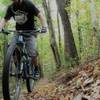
[76,10,83,54]
[90,0,100,54]
[76,0,83,56]
[42,0,62,69]
[56,0,79,65]
[57,10,62,53]
[65,0,71,17]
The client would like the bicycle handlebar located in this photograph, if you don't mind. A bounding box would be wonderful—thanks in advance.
[0,29,41,35]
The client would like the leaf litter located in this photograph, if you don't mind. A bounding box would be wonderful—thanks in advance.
[20,59,100,100]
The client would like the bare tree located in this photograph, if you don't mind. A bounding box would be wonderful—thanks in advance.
[57,10,62,53]
[76,0,83,55]
[66,0,71,17]
[56,0,79,65]
[90,0,100,53]
[42,0,62,69]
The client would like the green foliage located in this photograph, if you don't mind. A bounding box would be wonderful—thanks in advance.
[71,0,100,63]
[37,34,56,78]
[1,0,11,5]
[32,0,43,5]
[0,0,99,79]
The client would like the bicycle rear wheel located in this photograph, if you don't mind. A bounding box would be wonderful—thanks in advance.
[2,46,22,100]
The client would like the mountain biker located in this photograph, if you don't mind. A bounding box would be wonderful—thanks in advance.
[0,0,47,79]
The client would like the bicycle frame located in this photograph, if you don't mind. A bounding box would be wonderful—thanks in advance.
[16,34,33,80]
[1,29,42,100]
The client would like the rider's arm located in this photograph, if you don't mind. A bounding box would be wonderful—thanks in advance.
[0,5,13,31]
[37,12,46,28]
[27,1,47,29]
[0,19,8,31]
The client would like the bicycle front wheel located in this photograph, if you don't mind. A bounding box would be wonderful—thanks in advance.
[26,64,35,92]
[2,46,22,100]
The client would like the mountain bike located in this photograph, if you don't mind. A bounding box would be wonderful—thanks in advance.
[0,29,43,100]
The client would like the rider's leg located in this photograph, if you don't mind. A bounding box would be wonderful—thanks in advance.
[32,55,38,67]
[25,36,40,79]
[31,55,40,74]
[13,48,21,66]
[9,35,18,66]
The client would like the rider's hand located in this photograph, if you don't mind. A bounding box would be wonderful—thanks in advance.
[41,26,47,33]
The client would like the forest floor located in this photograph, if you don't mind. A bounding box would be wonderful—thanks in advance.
[19,58,100,100]
[0,58,100,100]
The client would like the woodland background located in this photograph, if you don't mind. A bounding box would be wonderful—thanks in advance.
[0,0,100,99]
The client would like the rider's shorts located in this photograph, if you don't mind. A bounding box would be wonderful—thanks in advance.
[9,34,37,57]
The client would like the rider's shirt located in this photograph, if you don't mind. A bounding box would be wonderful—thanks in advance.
[14,10,28,25]
[4,0,40,30]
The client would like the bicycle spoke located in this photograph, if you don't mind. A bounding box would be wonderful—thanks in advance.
[10,80,21,100]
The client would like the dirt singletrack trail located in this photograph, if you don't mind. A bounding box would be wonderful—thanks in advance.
[0,58,100,100]
[19,58,100,100]
[19,78,56,100]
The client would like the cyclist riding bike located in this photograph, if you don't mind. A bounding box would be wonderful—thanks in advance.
[0,0,47,79]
